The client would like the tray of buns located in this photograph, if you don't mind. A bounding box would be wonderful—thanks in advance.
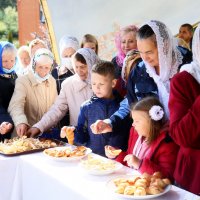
[0,136,65,156]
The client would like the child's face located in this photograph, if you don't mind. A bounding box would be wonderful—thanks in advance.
[2,51,16,69]
[83,42,97,54]
[91,72,116,99]
[74,60,88,81]
[131,110,150,138]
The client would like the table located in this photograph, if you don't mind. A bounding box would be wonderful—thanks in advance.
[1,152,200,200]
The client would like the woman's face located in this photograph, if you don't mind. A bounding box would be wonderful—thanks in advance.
[121,31,137,55]
[2,51,16,69]
[31,43,46,57]
[83,42,97,53]
[35,62,52,78]
[131,110,150,138]
[137,38,159,68]
[74,59,88,81]
[19,51,31,67]
[61,47,76,58]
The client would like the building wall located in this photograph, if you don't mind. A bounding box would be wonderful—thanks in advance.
[17,0,41,45]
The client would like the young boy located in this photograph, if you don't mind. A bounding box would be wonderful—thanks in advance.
[61,61,131,156]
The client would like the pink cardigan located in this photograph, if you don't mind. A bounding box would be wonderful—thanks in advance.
[34,73,93,132]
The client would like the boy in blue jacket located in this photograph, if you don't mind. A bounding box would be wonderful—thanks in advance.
[61,61,131,156]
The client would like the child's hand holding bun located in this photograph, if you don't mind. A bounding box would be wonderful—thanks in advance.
[60,126,75,145]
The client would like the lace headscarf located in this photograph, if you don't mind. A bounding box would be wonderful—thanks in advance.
[141,20,183,118]
[180,23,200,84]
[72,48,99,84]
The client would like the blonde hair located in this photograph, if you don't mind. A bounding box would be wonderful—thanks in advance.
[81,34,98,54]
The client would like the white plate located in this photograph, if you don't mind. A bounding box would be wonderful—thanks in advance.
[43,146,92,162]
[106,175,172,199]
[79,154,123,175]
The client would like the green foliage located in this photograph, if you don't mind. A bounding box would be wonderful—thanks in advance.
[0,0,17,10]
[0,6,18,42]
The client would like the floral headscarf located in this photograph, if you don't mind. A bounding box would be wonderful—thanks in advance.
[180,23,200,84]
[73,48,99,84]
[142,20,183,117]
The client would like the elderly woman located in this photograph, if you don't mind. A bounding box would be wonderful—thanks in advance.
[52,35,79,93]
[0,41,17,140]
[16,45,31,75]
[8,48,57,137]
[26,48,99,138]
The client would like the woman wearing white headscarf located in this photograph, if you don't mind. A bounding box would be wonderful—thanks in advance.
[52,35,79,93]
[27,48,99,137]
[91,20,192,135]
[169,23,200,195]
[8,48,57,136]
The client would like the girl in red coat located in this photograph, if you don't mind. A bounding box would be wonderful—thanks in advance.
[105,96,179,181]
[169,23,200,195]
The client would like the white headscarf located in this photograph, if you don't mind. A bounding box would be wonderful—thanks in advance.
[73,48,99,84]
[142,20,183,118]
[59,35,79,54]
[180,23,200,84]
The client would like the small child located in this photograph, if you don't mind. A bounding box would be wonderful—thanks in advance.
[61,61,131,156]
[105,96,179,181]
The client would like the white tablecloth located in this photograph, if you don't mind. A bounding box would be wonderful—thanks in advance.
[1,152,200,200]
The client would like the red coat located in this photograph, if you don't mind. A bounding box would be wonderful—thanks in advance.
[169,71,200,195]
[116,126,179,181]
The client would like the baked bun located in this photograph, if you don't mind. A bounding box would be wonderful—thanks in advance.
[106,145,122,156]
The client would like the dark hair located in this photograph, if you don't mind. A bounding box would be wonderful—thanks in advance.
[131,96,166,144]
[137,24,157,46]
[81,34,98,54]
[74,52,86,64]
[181,23,194,33]
[92,60,115,79]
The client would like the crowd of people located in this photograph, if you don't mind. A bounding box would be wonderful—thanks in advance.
[0,20,199,195]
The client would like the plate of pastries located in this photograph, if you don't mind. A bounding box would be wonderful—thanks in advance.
[106,172,171,199]
[43,145,92,161]
[79,154,123,175]
[0,136,63,156]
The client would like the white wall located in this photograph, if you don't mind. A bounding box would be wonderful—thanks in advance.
[45,0,199,60]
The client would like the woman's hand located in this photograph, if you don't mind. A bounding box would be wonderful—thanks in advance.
[0,122,13,135]
[16,123,29,137]
[123,154,141,169]
[26,127,41,138]
[90,120,112,134]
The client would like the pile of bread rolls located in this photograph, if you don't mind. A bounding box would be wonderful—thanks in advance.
[114,172,171,196]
